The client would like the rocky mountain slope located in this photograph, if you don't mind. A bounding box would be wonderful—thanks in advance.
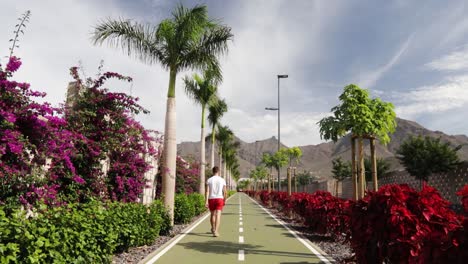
[177,118,468,179]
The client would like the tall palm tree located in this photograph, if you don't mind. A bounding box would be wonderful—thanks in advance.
[184,68,220,195]
[224,144,240,190]
[208,99,228,169]
[92,4,233,224]
[216,125,233,176]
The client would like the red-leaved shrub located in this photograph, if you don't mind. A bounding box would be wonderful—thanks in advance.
[350,184,463,264]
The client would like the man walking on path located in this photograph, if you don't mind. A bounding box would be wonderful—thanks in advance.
[205,166,227,237]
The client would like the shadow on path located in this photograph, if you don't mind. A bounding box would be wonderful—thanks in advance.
[178,241,319,259]
[178,241,260,254]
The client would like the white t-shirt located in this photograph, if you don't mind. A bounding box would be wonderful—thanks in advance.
[206,175,226,199]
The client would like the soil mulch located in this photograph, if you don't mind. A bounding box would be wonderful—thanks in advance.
[112,214,205,264]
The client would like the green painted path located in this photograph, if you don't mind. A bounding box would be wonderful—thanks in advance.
[143,193,332,264]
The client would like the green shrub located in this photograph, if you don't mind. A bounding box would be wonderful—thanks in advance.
[0,208,20,264]
[150,200,171,235]
[0,200,168,263]
[174,194,195,224]
[228,190,236,197]
[188,193,206,216]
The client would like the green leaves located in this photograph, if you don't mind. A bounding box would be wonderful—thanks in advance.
[331,157,352,181]
[287,146,302,166]
[174,194,196,224]
[397,136,461,181]
[318,84,396,145]
[0,200,170,263]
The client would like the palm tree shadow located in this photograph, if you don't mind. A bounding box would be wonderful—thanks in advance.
[178,240,261,254]
[178,241,324,260]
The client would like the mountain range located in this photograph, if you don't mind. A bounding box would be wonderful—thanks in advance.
[177,118,468,179]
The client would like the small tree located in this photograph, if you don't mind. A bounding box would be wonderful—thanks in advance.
[272,149,289,191]
[331,157,352,196]
[364,158,390,184]
[397,136,461,186]
[318,84,396,199]
[296,170,314,192]
[261,153,275,192]
[286,147,302,193]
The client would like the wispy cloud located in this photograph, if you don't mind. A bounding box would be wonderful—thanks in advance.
[426,45,468,71]
[358,34,413,88]
[395,75,468,119]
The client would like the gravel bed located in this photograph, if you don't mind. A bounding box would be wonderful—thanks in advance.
[112,214,206,264]
[268,208,355,264]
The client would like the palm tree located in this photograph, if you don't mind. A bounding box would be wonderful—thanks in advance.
[208,99,228,169]
[184,68,220,195]
[216,125,233,176]
[92,4,233,224]
[222,140,240,186]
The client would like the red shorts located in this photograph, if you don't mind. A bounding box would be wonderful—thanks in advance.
[208,198,225,211]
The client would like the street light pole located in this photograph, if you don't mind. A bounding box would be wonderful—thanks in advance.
[266,74,288,192]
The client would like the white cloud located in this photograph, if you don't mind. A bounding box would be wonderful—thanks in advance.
[426,45,468,71]
[395,75,468,119]
[357,34,413,89]
[224,108,328,147]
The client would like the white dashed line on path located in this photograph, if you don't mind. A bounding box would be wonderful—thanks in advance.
[238,250,245,261]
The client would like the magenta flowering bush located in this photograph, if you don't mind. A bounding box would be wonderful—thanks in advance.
[155,156,200,197]
[0,56,160,206]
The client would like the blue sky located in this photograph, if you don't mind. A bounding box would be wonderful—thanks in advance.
[1,0,468,146]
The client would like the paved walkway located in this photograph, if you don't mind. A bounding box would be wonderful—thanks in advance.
[143,193,331,264]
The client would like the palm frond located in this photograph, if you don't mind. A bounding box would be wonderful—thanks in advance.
[92,18,166,66]
[208,98,228,127]
[183,76,202,105]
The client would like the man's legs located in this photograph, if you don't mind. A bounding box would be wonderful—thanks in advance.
[210,210,215,234]
[214,209,222,236]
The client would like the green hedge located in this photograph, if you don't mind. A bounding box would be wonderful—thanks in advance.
[174,194,195,224]
[0,200,171,263]
[0,192,215,263]
[188,193,206,216]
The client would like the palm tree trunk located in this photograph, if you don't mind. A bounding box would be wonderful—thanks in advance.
[370,138,378,192]
[351,136,358,200]
[293,169,297,193]
[219,150,222,176]
[287,167,292,196]
[162,70,177,225]
[223,161,227,179]
[199,106,206,195]
[267,173,271,193]
[211,126,216,170]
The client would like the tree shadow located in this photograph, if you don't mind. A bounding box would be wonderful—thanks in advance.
[280,261,323,264]
[178,240,323,260]
[178,240,261,254]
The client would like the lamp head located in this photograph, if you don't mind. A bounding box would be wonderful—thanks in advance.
[277,74,288,78]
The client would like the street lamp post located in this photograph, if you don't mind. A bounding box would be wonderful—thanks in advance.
[265,74,288,191]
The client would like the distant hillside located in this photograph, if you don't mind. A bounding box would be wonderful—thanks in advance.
[177,118,468,179]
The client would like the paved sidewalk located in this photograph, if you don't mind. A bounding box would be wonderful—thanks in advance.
[144,193,331,264]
